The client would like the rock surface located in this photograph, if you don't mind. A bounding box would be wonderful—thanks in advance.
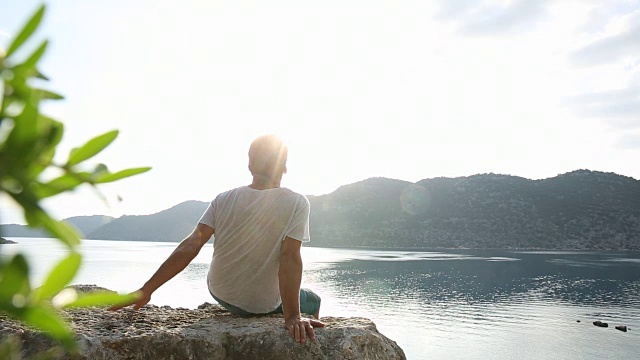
[0,286,406,360]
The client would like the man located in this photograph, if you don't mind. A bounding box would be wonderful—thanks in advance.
[111,134,324,343]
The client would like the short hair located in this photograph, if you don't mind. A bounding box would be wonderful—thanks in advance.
[248,134,288,178]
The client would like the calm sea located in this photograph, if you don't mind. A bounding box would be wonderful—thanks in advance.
[2,238,640,359]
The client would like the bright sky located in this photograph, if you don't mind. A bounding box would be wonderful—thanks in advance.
[1,0,639,224]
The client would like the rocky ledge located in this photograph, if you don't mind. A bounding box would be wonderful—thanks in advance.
[0,285,406,360]
[0,236,17,244]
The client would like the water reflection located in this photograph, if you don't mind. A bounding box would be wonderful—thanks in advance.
[3,239,639,359]
[302,249,640,359]
[181,262,209,281]
[307,250,640,308]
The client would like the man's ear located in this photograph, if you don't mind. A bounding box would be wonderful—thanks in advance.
[283,164,287,174]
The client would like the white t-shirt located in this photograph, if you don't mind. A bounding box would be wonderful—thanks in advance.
[198,186,310,313]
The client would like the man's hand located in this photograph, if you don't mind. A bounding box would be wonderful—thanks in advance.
[284,316,325,343]
[108,288,150,311]
[108,224,213,312]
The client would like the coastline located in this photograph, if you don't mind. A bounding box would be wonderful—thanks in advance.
[2,236,639,252]
[0,237,17,244]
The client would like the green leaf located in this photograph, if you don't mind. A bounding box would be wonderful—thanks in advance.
[11,101,39,144]
[62,291,140,309]
[95,167,151,183]
[34,88,64,100]
[92,163,109,177]
[34,172,89,198]
[0,335,22,359]
[12,40,48,77]
[44,117,65,147]
[0,254,31,303]
[22,207,80,248]
[66,130,118,166]
[23,306,76,350]
[27,118,64,178]
[24,40,48,70]
[14,193,44,226]
[32,253,82,301]
[41,216,81,249]
[0,96,20,120]
[34,69,49,81]
[6,5,46,58]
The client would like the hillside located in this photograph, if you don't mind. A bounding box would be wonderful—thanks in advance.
[308,170,640,250]
[2,170,639,250]
[1,203,207,242]
[86,201,208,241]
[0,215,114,238]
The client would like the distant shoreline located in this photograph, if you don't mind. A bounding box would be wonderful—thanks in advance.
[0,237,17,244]
[306,244,640,253]
[3,236,639,252]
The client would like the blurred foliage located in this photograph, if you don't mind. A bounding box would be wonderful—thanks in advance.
[0,4,149,352]
[0,335,63,360]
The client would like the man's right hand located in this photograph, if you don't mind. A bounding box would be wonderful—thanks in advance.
[284,316,325,343]
[108,288,150,311]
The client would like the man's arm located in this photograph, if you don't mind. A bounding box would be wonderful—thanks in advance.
[279,236,324,343]
[110,223,214,311]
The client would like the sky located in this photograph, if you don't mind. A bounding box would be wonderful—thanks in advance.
[0,0,639,225]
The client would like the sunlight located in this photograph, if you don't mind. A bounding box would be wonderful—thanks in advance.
[0,0,637,218]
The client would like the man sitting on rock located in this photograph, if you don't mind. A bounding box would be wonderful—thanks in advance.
[111,134,324,343]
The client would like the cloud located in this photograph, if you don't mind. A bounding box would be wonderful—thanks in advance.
[617,131,640,149]
[571,19,640,66]
[566,5,640,139]
[436,0,478,19]
[578,1,640,34]
[460,1,548,35]
[568,78,640,124]
[436,0,549,35]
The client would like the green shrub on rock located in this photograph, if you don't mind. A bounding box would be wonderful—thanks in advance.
[0,4,149,352]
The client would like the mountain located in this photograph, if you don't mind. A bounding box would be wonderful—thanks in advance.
[308,170,640,250]
[0,215,114,238]
[2,170,639,250]
[307,177,413,247]
[86,201,208,241]
[0,224,47,238]
[66,215,115,236]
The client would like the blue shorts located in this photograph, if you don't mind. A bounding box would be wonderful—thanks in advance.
[210,288,321,317]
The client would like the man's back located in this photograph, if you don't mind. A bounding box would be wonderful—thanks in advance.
[199,186,310,313]
[111,135,323,343]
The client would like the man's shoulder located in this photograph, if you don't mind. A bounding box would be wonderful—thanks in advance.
[211,186,245,203]
[212,186,308,205]
[280,188,309,203]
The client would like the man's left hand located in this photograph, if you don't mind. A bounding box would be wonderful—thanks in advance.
[284,316,325,343]
[108,288,150,311]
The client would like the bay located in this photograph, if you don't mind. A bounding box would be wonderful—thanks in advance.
[2,238,640,359]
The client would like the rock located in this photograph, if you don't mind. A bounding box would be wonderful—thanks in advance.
[0,287,406,360]
[68,284,116,294]
[615,325,628,332]
[0,237,17,244]
[593,321,609,328]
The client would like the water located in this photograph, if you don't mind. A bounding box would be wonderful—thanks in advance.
[2,238,639,359]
